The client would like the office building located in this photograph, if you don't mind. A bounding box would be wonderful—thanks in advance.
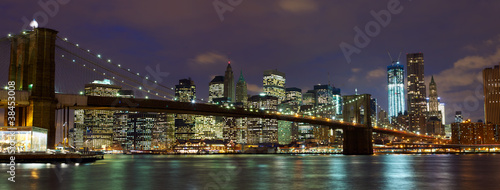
[263,69,286,103]
[175,78,196,103]
[76,79,121,150]
[224,61,235,102]
[208,76,225,104]
[387,62,405,119]
[235,71,248,106]
[407,53,427,133]
[451,120,499,144]
[285,87,302,106]
[455,111,463,123]
[483,65,500,124]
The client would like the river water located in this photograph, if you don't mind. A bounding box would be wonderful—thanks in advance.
[2,154,500,190]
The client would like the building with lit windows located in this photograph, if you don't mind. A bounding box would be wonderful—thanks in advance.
[247,95,279,144]
[387,62,405,120]
[314,84,334,106]
[75,79,121,150]
[263,69,286,103]
[439,103,446,125]
[302,90,316,106]
[278,120,292,145]
[407,53,427,133]
[285,87,302,106]
[0,126,47,152]
[483,65,500,124]
[332,88,342,117]
[208,76,225,104]
[451,120,499,144]
[175,78,196,103]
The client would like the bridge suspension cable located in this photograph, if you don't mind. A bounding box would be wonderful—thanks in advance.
[55,36,208,103]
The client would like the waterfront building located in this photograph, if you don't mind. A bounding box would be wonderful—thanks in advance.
[278,120,292,145]
[451,120,499,144]
[247,95,279,144]
[76,79,121,150]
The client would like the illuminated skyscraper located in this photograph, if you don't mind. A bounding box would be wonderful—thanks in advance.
[263,69,286,103]
[428,76,440,118]
[208,76,224,104]
[223,61,235,102]
[483,65,500,124]
[314,84,334,106]
[332,87,342,116]
[78,79,121,150]
[407,53,427,133]
[285,87,302,105]
[175,78,196,103]
[387,61,405,120]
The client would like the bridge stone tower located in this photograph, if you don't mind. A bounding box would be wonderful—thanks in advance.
[342,94,373,155]
[8,28,58,149]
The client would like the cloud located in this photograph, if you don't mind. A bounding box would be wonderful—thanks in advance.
[433,48,500,92]
[247,83,262,94]
[348,76,357,83]
[278,0,318,13]
[351,68,361,73]
[366,68,386,79]
[189,51,227,65]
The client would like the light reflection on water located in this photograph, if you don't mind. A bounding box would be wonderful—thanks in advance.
[2,154,500,190]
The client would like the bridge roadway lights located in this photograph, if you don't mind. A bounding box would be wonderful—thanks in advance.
[343,126,373,155]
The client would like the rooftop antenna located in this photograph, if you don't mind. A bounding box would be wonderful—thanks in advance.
[328,72,331,87]
[387,50,394,63]
[396,50,402,63]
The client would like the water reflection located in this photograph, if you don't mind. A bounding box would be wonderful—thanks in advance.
[2,154,500,189]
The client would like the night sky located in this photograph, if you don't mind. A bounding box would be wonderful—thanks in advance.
[2,0,500,124]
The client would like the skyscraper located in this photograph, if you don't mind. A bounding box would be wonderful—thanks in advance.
[175,78,196,103]
[455,111,463,123]
[314,84,334,106]
[483,65,500,124]
[285,87,302,105]
[387,62,405,119]
[263,69,286,103]
[407,53,427,133]
[235,70,248,105]
[428,76,440,118]
[78,79,121,150]
[223,60,235,102]
[208,76,224,104]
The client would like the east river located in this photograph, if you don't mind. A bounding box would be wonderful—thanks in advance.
[2,154,500,189]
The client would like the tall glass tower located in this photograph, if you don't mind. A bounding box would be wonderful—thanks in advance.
[387,62,405,120]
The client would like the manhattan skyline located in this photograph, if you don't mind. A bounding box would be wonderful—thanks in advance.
[1,0,500,124]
